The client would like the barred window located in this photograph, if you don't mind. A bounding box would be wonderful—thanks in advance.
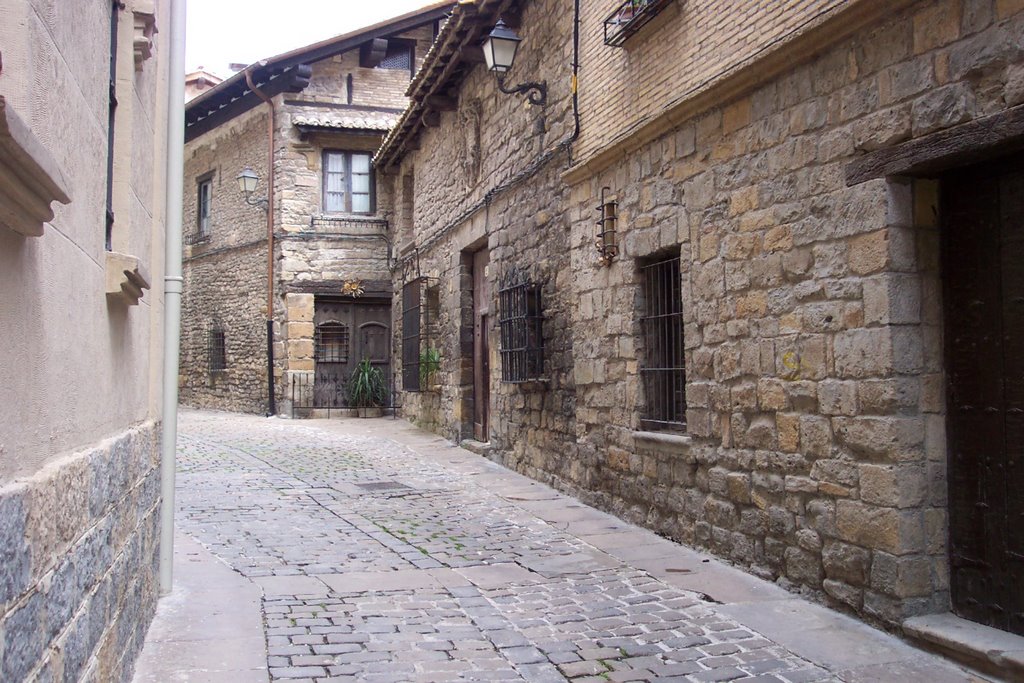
[639,253,685,430]
[499,276,543,383]
[208,324,227,372]
[315,323,349,363]
[402,279,422,391]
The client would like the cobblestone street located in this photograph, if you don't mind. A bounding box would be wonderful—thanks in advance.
[133,411,987,683]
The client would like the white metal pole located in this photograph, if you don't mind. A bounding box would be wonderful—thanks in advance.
[159,0,186,595]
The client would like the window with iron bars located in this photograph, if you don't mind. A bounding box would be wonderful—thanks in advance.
[402,279,423,391]
[499,276,544,383]
[208,324,227,372]
[639,253,686,430]
[315,323,349,363]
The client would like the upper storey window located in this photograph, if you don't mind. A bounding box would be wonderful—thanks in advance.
[377,40,415,77]
[323,151,373,214]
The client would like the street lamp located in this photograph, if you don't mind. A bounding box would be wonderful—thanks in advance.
[482,20,547,106]
[236,167,268,210]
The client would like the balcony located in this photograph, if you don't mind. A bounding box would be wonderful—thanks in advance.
[603,0,675,47]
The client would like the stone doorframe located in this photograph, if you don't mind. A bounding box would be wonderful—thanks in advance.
[847,107,1024,635]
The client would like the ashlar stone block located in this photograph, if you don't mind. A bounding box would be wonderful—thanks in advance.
[836,500,924,555]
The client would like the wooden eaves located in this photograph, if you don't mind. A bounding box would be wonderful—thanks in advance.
[374,0,519,172]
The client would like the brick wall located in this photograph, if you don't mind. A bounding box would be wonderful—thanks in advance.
[576,0,869,162]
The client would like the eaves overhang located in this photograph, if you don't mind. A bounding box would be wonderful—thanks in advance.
[184,2,454,144]
[374,0,518,171]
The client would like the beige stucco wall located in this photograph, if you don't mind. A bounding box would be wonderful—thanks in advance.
[0,1,168,679]
[0,0,168,483]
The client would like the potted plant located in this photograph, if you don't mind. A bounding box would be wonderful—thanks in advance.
[347,358,387,417]
[419,347,441,389]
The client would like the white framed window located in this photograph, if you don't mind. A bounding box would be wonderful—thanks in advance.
[323,151,373,214]
[197,176,212,238]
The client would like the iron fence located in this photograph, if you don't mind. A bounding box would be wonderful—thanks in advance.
[290,368,397,419]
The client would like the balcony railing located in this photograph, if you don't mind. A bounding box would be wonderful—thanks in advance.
[603,0,674,47]
[307,215,388,236]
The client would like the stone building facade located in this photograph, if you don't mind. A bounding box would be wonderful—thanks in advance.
[180,3,450,416]
[0,0,170,680]
[377,0,1024,666]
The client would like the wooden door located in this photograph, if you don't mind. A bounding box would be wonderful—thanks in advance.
[472,249,490,442]
[942,156,1024,636]
[313,299,391,407]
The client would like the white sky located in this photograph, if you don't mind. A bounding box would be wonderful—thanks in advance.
[185,0,444,78]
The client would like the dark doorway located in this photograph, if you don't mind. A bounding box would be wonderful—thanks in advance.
[942,155,1024,636]
[313,297,391,407]
[472,249,490,442]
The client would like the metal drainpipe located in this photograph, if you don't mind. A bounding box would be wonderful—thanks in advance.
[159,0,186,595]
[245,68,277,416]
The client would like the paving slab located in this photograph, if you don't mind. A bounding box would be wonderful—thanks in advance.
[318,568,442,593]
[253,575,333,597]
[135,410,995,683]
[132,533,269,683]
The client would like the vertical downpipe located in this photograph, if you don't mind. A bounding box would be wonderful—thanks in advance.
[245,69,277,416]
[159,0,187,594]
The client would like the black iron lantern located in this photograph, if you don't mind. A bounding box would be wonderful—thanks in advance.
[596,187,618,266]
[482,20,522,74]
[481,20,547,106]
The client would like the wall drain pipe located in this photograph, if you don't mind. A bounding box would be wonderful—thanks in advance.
[245,67,278,416]
[159,0,186,595]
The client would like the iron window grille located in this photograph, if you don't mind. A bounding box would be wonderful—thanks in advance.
[639,253,686,430]
[378,40,414,74]
[208,324,227,372]
[402,278,423,392]
[315,322,350,363]
[499,272,544,383]
[604,0,674,47]
[323,151,373,214]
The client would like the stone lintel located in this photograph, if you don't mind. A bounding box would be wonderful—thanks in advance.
[0,96,71,237]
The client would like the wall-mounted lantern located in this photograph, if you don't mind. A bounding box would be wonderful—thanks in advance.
[595,187,618,266]
[482,20,547,106]
[236,167,268,211]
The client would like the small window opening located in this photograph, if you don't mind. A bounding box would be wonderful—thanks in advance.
[315,323,350,363]
[208,323,227,372]
[639,252,686,430]
[499,271,544,383]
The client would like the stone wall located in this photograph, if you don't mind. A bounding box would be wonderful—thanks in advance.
[392,0,1024,632]
[0,423,161,682]
[563,0,1024,626]
[182,26,432,415]
[392,0,580,475]
[181,108,271,413]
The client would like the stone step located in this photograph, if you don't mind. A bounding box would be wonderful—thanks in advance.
[903,613,1024,682]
